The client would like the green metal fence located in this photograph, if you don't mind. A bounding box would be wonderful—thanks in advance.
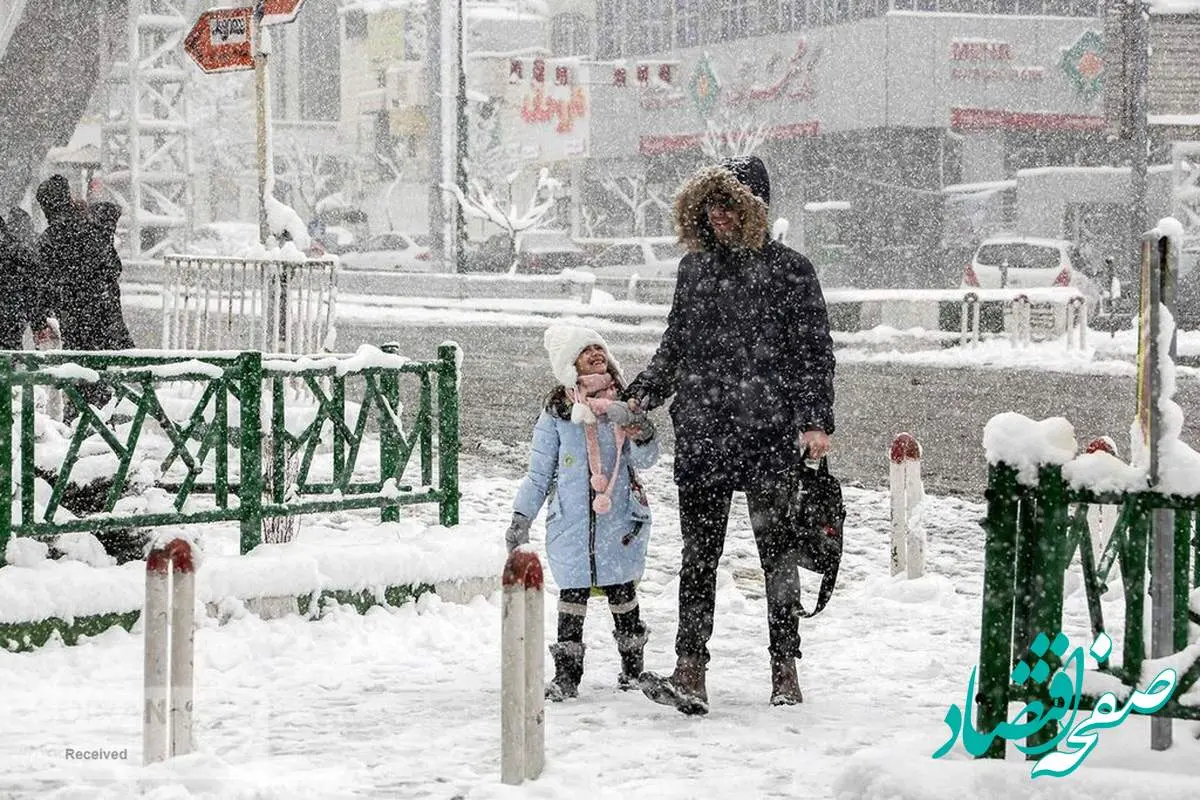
[976,462,1200,758]
[0,344,460,566]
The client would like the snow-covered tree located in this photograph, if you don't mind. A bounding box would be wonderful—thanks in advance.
[597,171,672,237]
[275,136,342,221]
[444,167,560,273]
[699,107,768,163]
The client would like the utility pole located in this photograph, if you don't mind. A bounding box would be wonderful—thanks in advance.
[1128,0,1149,279]
[254,0,273,245]
[427,0,444,268]
[455,0,468,273]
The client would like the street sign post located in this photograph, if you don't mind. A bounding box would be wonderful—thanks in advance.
[183,7,254,74]
[261,0,305,26]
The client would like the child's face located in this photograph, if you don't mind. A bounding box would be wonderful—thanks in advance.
[575,344,608,376]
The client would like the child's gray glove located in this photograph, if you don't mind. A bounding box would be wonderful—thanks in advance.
[505,512,531,552]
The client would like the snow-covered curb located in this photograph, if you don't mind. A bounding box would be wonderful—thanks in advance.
[0,519,506,651]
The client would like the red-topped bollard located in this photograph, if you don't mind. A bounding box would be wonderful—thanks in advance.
[889,433,925,579]
[501,547,544,785]
[144,537,197,765]
[1084,437,1121,563]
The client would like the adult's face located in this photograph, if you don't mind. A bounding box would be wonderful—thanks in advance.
[575,344,608,376]
[706,195,742,244]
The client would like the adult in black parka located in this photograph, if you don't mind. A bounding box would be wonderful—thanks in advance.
[625,155,836,714]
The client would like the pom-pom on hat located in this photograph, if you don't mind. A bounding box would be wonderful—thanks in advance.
[543,324,622,387]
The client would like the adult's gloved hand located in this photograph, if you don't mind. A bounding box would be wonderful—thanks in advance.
[605,401,647,428]
[505,512,532,552]
[628,417,656,444]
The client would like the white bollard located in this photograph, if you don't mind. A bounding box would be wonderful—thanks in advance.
[1010,294,1032,348]
[889,433,925,579]
[143,539,197,765]
[501,548,545,785]
[960,293,980,348]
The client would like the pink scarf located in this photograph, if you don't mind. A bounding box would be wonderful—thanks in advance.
[569,373,625,515]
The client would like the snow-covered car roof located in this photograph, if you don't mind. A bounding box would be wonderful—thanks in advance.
[976,235,1075,250]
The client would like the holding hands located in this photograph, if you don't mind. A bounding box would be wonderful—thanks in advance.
[605,400,655,443]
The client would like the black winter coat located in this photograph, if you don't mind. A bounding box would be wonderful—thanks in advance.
[626,158,835,489]
[36,178,134,351]
[0,228,39,349]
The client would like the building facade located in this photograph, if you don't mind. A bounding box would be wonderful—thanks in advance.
[554,0,1128,286]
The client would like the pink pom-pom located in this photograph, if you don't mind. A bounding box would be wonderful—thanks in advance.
[593,494,612,514]
[591,474,607,492]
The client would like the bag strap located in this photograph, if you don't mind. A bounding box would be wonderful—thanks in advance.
[795,454,841,618]
[798,562,838,618]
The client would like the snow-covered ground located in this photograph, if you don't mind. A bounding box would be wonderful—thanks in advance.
[3,447,1200,799]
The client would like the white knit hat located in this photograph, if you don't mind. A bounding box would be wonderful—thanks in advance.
[543,324,622,387]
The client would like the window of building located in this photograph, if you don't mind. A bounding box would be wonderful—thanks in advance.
[597,0,625,58]
[675,0,702,48]
[780,0,806,30]
[299,0,340,121]
[344,9,367,39]
[551,13,591,55]
[720,0,758,40]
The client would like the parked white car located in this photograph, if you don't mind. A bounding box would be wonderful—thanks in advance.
[337,232,433,271]
[961,235,1101,305]
[188,222,261,256]
[579,236,685,278]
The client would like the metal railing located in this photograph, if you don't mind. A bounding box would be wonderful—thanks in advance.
[160,255,338,354]
[0,344,460,565]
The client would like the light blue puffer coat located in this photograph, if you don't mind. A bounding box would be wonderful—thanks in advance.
[513,410,659,590]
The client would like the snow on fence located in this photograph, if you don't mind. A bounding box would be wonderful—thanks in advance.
[889,433,925,579]
[500,547,545,785]
[161,255,338,354]
[143,538,196,765]
[0,345,461,566]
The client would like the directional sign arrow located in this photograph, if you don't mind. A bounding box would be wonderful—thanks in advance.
[184,7,254,74]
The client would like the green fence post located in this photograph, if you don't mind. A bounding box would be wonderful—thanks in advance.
[379,343,401,524]
[1122,500,1149,684]
[1175,511,1192,653]
[0,357,12,566]
[437,344,459,527]
[1193,511,1200,590]
[977,462,1020,759]
[271,374,286,504]
[1010,494,1037,670]
[238,352,264,555]
[20,371,33,527]
[1025,465,1069,755]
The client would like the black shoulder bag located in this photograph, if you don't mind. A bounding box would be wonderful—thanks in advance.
[789,457,846,617]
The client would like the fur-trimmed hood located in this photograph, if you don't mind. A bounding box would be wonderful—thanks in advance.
[673,156,771,253]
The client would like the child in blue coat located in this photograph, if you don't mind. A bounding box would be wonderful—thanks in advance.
[507,325,659,700]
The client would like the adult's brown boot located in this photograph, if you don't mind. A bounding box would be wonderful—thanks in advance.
[770,655,803,706]
[641,654,708,715]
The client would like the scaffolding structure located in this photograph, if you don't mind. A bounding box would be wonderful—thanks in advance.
[100,0,197,259]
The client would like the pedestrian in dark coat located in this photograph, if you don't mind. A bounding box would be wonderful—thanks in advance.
[35,176,135,417]
[624,155,836,715]
[88,201,135,350]
[0,215,34,349]
[35,176,133,352]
